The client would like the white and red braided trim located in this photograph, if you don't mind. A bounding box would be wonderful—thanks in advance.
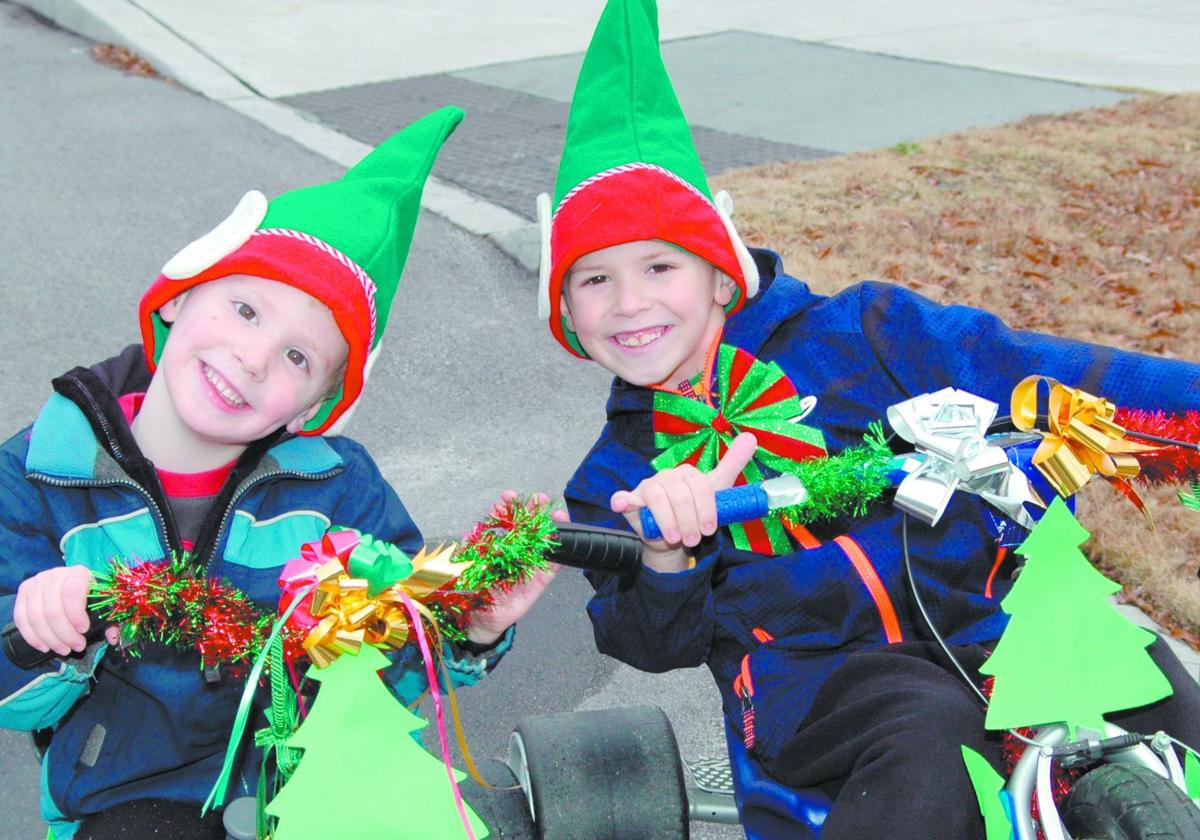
[555,162,712,216]
[253,228,378,344]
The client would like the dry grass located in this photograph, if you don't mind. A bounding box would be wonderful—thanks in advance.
[714,94,1200,641]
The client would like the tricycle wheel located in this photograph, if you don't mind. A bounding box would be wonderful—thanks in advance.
[1062,762,1200,839]
[457,757,537,838]
[507,705,689,839]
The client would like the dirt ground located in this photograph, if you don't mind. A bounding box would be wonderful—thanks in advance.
[713,94,1200,642]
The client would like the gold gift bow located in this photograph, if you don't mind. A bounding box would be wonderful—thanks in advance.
[1011,375,1159,507]
[302,543,461,668]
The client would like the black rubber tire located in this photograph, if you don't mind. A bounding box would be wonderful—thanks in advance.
[1062,763,1200,840]
[508,705,689,840]
[457,757,538,839]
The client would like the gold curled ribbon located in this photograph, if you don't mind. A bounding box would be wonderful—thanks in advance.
[1011,375,1158,508]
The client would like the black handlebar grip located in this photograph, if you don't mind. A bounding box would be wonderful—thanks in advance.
[2,610,108,670]
[547,522,643,577]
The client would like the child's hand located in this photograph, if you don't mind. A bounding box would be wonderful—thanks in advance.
[611,433,758,573]
[13,566,119,657]
[464,491,563,646]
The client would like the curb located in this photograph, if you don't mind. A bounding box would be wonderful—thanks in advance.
[16,0,541,274]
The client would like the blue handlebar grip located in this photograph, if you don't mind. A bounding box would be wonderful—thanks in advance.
[639,483,771,540]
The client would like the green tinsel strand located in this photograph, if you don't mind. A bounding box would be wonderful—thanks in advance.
[426,603,469,643]
[254,634,301,840]
[1180,480,1200,512]
[453,497,558,594]
[776,422,894,526]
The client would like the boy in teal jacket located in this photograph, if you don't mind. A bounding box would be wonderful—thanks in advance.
[1,107,553,839]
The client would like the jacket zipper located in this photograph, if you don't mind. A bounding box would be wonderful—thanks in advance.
[28,474,171,552]
[733,627,776,751]
[201,467,342,575]
[31,466,343,577]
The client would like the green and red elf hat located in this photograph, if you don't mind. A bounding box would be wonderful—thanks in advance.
[139,106,463,435]
[537,0,760,358]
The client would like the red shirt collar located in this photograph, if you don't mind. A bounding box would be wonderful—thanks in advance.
[117,392,236,497]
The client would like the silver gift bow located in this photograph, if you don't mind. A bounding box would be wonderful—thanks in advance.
[886,388,1043,528]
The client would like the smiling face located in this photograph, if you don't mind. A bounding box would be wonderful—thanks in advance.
[138,274,349,467]
[561,240,733,387]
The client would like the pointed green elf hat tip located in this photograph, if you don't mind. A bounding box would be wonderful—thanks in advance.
[539,0,759,358]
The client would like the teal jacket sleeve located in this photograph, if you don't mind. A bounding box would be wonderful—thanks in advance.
[0,430,105,731]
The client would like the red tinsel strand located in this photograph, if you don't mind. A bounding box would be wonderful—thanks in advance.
[103,560,180,629]
[90,558,295,672]
[1115,407,1200,486]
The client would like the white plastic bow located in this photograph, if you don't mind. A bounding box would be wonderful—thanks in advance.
[887,388,1043,528]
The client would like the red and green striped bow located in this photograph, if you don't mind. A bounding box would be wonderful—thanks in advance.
[652,345,827,554]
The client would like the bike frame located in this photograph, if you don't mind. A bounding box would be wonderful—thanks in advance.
[1006,722,1190,840]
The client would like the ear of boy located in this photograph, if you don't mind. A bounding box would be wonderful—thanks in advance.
[285,399,325,435]
[715,273,735,307]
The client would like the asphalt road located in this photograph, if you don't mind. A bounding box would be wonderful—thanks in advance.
[0,4,735,837]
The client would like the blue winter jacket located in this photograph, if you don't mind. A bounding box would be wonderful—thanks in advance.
[0,347,507,838]
[565,249,1200,766]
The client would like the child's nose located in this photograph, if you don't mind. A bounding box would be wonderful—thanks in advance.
[234,344,269,380]
[613,277,650,315]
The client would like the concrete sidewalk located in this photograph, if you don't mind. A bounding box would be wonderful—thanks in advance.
[16,0,1198,271]
[19,0,1200,99]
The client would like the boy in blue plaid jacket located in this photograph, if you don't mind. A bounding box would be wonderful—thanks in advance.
[536,1,1200,837]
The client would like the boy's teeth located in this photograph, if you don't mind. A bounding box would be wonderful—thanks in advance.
[203,365,246,406]
[615,328,663,347]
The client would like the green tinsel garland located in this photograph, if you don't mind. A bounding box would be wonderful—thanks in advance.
[452,497,558,594]
[775,422,895,526]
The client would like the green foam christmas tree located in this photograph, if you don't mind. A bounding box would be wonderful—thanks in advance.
[980,498,1172,738]
[266,645,488,839]
[961,746,1013,840]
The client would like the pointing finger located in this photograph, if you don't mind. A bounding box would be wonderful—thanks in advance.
[708,433,758,490]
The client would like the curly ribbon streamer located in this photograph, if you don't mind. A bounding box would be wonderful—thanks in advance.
[394,587,477,840]
[204,584,313,815]
[1011,376,1158,513]
[278,531,463,669]
[888,388,1043,528]
[652,344,827,553]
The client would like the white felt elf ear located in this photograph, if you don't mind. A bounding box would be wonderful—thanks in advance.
[715,190,760,300]
[536,192,553,320]
[161,190,268,280]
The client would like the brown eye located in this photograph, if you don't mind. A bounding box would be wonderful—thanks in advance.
[235,302,258,322]
[286,349,309,371]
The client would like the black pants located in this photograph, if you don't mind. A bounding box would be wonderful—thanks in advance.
[74,799,226,839]
[766,638,1200,840]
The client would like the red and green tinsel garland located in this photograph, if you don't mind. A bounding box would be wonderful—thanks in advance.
[89,555,300,670]
[429,496,558,639]
[454,496,557,594]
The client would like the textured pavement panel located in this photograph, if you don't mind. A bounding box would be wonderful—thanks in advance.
[283,73,832,220]
[459,31,1133,153]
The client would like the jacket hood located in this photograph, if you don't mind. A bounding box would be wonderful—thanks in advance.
[89,343,153,397]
